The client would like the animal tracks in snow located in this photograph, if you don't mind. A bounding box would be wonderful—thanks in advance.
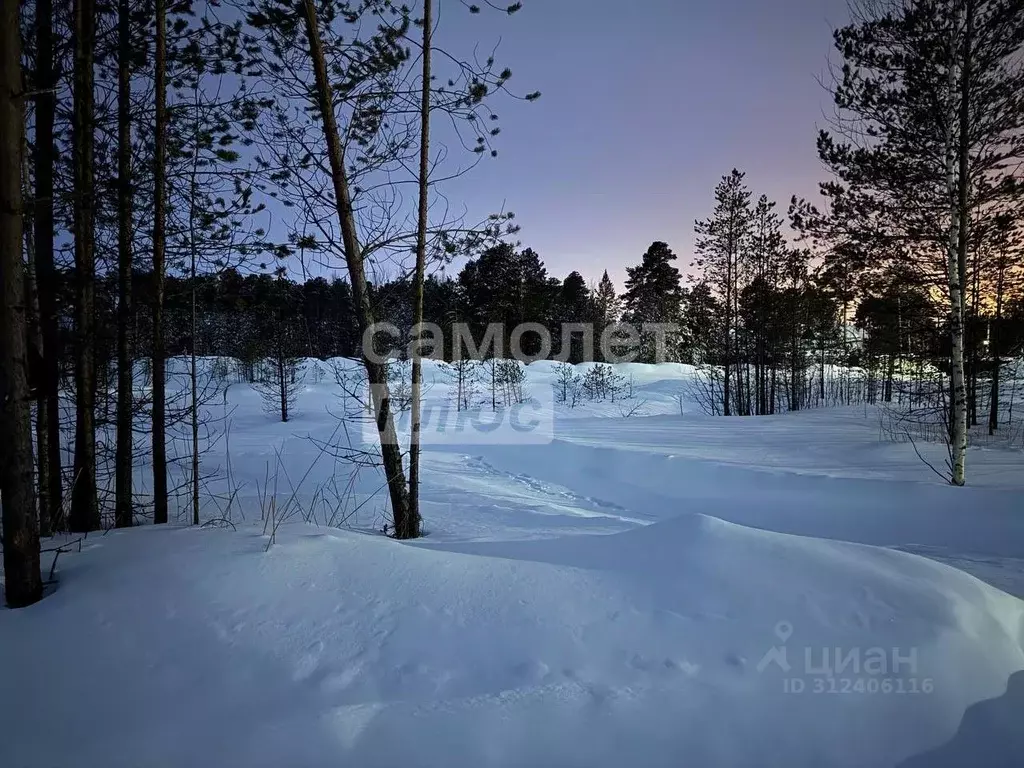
[458,455,649,526]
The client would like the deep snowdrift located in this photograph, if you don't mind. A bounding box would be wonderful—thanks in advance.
[5,360,1024,766]
[2,515,1023,768]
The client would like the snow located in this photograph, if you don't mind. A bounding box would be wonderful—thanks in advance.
[3,360,1024,767]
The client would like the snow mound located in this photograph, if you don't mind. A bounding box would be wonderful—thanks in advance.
[3,516,1022,768]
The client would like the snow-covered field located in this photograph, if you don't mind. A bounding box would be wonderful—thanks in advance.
[3,361,1024,767]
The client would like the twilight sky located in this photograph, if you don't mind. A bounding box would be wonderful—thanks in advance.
[432,0,852,288]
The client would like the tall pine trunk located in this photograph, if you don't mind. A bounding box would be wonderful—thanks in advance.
[189,240,199,522]
[842,299,851,405]
[790,319,800,411]
[1,0,43,607]
[723,254,732,416]
[114,0,134,528]
[884,353,894,402]
[278,352,287,422]
[988,239,1005,435]
[967,241,981,426]
[152,0,168,524]
[746,356,752,415]
[407,0,432,540]
[21,125,48,541]
[33,0,60,536]
[947,0,972,487]
[189,115,200,526]
[70,0,100,532]
[301,0,412,535]
[819,340,826,405]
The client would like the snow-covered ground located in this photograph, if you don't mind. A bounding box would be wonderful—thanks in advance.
[3,360,1024,767]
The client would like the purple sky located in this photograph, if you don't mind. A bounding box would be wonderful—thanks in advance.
[435,0,852,289]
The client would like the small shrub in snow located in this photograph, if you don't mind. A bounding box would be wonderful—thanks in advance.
[496,359,527,406]
[582,364,627,402]
[442,359,480,411]
[310,361,326,384]
[554,362,584,407]
[386,358,414,412]
[254,355,301,422]
[211,357,230,384]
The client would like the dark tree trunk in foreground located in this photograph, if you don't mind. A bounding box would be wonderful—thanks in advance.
[34,0,60,536]
[115,0,134,528]
[24,199,48,539]
[947,0,974,487]
[69,0,100,532]
[407,0,432,540]
[301,0,413,537]
[189,213,199,525]
[1,0,43,607]
[152,0,169,525]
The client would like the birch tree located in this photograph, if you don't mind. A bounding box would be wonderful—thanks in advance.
[796,0,1024,485]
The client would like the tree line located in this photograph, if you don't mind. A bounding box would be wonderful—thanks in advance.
[1,0,535,606]
[34,213,1024,412]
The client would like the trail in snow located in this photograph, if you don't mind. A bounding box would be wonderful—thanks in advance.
[416,406,1024,594]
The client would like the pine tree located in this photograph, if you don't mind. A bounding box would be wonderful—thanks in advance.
[295,0,413,535]
[815,245,860,405]
[442,358,480,411]
[694,170,751,414]
[168,4,269,527]
[555,270,590,362]
[742,195,787,414]
[458,243,554,358]
[560,271,589,319]
[988,214,1016,434]
[254,280,303,423]
[241,0,533,537]
[592,271,619,322]
[680,282,718,366]
[590,270,619,362]
[513,247,554,358]
[622,241,684,362]
[553,361,583,406]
